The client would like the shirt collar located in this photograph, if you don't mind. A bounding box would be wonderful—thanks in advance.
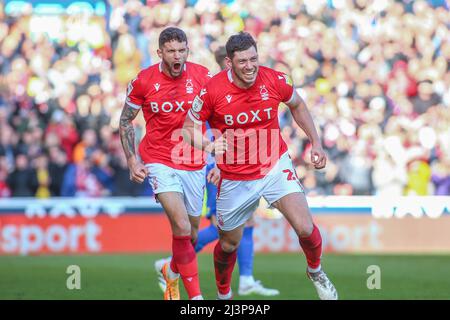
[227,68,233,83]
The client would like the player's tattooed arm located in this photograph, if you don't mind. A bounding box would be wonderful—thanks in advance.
[119,104,148,183]
[119,104,140,161]
[286,91,327,169]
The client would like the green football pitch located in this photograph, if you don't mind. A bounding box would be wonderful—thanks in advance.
[1,253,449,300]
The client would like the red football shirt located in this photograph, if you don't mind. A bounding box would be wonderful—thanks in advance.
[188,66,295,180]
[126,61,211,170]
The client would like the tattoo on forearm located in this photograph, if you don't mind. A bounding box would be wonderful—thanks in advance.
[119,105,140,160]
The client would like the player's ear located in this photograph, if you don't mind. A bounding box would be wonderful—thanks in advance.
[157,48,163,59]
[225,57,232,69]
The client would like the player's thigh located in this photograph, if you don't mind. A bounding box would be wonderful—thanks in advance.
[271,192,313,237]
[177,166,206,218]
[146,163,206,237]
[262,152,313,236]
[146,163,184,195]
[157,191,191,234]
[146,163,191,233]
[216,179,260,232]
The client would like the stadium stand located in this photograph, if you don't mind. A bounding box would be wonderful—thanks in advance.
[0,0,448,198]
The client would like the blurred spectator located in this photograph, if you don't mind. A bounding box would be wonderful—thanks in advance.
[90,148,115,195]
[411,81,442,115]
[48,146,68,196]
[431,159,450,195]
[110,151,145,196]
[385,60,418,99]
[33,152,51,198]
[6,153,38,197]
[405,159,432,195]
[302,170,326,196]
[0,124,17,171]
[61,155,106,197]
[45,110,79,162]
[72,128,98,164]
[113,33,142,85]
[0,150,11,197]
[372,149,408,196]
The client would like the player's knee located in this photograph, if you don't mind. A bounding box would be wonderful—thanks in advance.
[190,222,200,234]
[220,239,239,253]
[298,221,314,238]
[172,219,191,236]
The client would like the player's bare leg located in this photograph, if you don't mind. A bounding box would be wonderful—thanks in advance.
[154,212,201,294]
[272,192,338,300]
[154,209,202,295]
[157,192,203,300]
[188,214,201,247]
[214,223,246,300]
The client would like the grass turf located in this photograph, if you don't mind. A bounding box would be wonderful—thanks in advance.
[1,253,449,300]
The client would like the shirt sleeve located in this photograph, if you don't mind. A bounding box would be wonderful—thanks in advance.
[274,71,295,104]
[198,66,213,86]
[187,86,213,124]
[125,72,146,109]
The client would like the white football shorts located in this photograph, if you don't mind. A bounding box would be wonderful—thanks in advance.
[145,163,206,217]
[216,152,304,231]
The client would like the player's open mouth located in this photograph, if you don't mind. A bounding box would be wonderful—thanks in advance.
[173,63,182,72]
[243,70,256,78]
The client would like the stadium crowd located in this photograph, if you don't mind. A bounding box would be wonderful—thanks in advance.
[0,0,449,198]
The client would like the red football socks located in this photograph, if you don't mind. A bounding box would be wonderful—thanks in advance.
[170,237,198,274]
[172,235,201,299]
[298,224,322,270]
[169,255,179,274]
[213,241,237,295]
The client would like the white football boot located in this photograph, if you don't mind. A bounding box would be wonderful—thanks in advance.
[154,257,170,292]
[307,269,338,300]
[238,277,280,296]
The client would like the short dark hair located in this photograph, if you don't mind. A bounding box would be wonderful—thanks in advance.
[214,45,227,67]
[225,32,257,59]
[159,27,188,48]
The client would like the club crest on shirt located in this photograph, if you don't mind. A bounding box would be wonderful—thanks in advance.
[283,74,293,86]
[260,85,269,101]
[192,95,203,112]
[186,79,194,94]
